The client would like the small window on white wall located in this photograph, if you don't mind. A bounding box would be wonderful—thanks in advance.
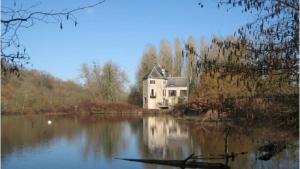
[150,89,156,98]
[150,80,155,84]
[180,90,187,97]
[168,90,176,97]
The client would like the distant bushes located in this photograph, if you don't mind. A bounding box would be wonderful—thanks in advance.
[1,61,136,115]
[1,69,85,114]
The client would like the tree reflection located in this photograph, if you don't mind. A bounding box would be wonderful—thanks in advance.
[2,115,133,162]
[81,121,127,161]
[190,122,298,169]
[1,115,84,165]
[2,115,298,169]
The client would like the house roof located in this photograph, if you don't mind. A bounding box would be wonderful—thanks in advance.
[143,65,188,87]
[145,65,167,79]
[166,77,188,87]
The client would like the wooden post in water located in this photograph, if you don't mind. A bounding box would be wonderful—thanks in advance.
[224,128,229,165]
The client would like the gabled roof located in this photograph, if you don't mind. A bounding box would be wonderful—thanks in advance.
[166,77,188,87]
[145,65,167,79]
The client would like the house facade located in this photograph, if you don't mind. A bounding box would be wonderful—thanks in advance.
[143,65,188,109]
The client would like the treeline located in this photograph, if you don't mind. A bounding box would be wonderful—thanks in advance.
[1,61,135,114]
[2,36,298,113]
[129,35,298,106]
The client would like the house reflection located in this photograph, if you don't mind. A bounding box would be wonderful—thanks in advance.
[143,117,189,158]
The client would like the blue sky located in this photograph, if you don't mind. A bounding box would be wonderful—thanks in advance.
[4,0,254,85]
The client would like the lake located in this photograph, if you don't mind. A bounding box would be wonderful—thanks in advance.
[1,115,298,169]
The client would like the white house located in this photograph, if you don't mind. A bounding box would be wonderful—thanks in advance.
[143,65,188,109]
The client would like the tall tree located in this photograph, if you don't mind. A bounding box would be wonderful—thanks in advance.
[137,44,158,84]
[101,61,128,102]
[185,36,198,95]
[159,39,173,76]
[90,63,103,99]
[80,63,100,100]
[81,64,93,88]
[173,38,183,77]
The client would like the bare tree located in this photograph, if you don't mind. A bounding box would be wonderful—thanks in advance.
[159,39,173,76]
[197,0,299,89]
[133,44,158,105]
[1,0,106,74]
[80,63,103,100]
[184,36,199,95]
[173,38,183,77]
[137,44,158,83]
[101,61,128,102]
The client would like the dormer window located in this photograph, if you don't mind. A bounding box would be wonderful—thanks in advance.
[150,80,155,84]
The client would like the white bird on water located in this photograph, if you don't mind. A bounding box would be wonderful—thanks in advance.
[47,120,52,125]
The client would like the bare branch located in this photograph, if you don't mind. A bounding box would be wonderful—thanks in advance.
[1,0,106,75]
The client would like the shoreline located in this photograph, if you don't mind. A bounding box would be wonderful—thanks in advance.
[2,95,298,135]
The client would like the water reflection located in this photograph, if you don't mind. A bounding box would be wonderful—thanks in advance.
[1,115,299,169]
[143,117,189,158]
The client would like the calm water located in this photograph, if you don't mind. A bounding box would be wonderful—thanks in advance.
[1,115,298,169]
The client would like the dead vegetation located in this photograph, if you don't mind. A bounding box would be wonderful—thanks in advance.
[172,94,299,133]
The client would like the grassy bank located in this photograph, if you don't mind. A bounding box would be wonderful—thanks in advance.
[1,100,172,116]
[1,100,142,115]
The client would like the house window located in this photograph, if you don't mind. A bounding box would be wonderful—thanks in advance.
[150,89,156,98]
[144,97,147,104]
[180,90,187,97]
[163,89,166,96]
[168,90,176,97]
[150,80,155,84]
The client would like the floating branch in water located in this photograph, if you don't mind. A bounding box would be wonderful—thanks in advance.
[192,151,248,161]
[115,154,230,169]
